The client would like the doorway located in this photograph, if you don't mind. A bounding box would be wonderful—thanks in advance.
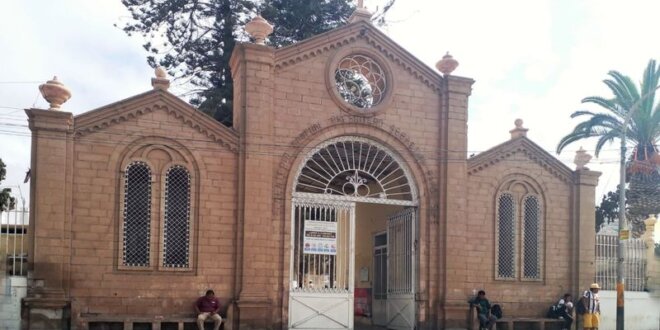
[287,137,419,330]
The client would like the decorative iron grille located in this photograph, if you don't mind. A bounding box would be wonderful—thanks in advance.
[335,55,386,108]
[122,161,151,267]
[522,195,541,279]
[163,165,191,268]
[496,193,515,279]
[295,137,414,202]
[595,234,647,291]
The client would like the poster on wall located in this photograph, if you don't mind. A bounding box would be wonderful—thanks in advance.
[303,220,337,255]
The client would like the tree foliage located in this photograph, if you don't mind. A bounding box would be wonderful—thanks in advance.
[0,158,16,212]
[558,60,660,230]
[120,0,395,126]
[595,190,620,232]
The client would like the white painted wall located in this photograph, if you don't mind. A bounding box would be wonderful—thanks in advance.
[0,276,27,330]
[597,290,660,330]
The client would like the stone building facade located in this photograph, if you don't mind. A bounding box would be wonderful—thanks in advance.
[22,9,600,330]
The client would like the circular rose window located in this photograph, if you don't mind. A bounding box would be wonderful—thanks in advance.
[334,55,386,109]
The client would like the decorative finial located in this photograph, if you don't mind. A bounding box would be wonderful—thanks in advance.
[349,0,372,23]
[38,76,72,110]
[245,15,274,45]
[435,52,459,76]
[509,118,528,139]
[151,66,170,90]
[574,147,592,170]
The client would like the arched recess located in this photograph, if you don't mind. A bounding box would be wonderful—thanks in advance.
[113,136,201,272]
[287,135,421,329]
[494,174,546,281]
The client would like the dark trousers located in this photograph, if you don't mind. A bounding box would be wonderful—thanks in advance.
[557,310,573,329]
[478,313,497,330]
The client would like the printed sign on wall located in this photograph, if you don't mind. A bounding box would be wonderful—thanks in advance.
[303,220,337,255]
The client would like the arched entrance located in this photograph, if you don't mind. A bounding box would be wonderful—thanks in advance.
[288,137,418,330]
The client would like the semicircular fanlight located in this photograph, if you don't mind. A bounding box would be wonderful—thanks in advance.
[294,137,414,202]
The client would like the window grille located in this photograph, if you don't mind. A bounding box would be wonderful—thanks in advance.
[497,193,516,279]
[122,162,151,267]
[522,196,541,279]
[163,166,191,268]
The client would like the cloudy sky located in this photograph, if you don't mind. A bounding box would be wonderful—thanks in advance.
[1,0,659,207]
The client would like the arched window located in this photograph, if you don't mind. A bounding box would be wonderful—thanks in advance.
[522,195,541,279]
[495,182,544,281]
[122,161,152,267]
[496,193,516,279]
[162,165,191,268]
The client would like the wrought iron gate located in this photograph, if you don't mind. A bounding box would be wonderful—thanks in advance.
[289,198,355,329]
[387,208,416,330]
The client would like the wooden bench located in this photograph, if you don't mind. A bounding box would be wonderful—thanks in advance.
[495,317,565,330]
[468,303,570,330]
[82,300,234,330]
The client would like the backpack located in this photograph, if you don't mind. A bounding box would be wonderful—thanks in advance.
[546,304,560,318]
[491,304,503,319]
[576,296,587,315]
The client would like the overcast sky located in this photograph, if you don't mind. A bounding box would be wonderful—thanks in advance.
[1,0,659,208]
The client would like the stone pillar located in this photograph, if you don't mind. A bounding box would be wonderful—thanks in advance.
[643,215,659,295]
[230,41,276,328]
[23,107,74,329]
[437,73,474,328]
[571,169,601,295]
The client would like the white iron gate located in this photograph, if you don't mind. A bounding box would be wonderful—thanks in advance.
[387,208,416,330]
[289,199,355,329]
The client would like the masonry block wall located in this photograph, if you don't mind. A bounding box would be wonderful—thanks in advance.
[61,93,239,328]
[465,138,600,318]
[230,21,451,327]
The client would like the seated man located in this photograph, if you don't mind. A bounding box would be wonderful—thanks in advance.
[556,293,574,330]
[470,290,497,330]
[194,290,222,330]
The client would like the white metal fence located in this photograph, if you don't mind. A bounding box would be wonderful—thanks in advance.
[0,208,29,277]
[595,233,647,291]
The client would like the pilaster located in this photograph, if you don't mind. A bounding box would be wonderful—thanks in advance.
[24,108,74,329]
[438,75,474,327]
[230,42,276,328]
[571,169,601,295]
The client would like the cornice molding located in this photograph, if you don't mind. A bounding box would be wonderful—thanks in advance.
[274,21,445,93]
[73,90,238,152]
[467,137,574,184]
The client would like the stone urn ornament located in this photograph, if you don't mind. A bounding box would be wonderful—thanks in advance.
[39,76,71,110]
[245,15,273,45]
[436,52,459,76]
[574,146,592,170]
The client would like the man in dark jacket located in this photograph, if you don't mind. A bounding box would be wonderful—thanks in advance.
[471,290,497,330]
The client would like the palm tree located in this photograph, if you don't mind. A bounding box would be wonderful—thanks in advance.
[557,59,660,233]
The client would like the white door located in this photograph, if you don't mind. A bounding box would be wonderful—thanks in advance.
[289,199,355,329]
[387,208,416,330]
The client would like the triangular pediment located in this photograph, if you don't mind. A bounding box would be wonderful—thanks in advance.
[468,136,574,183]
[274,20,445,93]
[73,89,238,152]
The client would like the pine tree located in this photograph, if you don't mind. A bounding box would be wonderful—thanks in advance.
[120,0,395,127]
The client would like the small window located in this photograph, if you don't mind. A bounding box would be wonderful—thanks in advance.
[496,193,516,279]
[122,161,151,267]
[162,165,191,268]
[334,54,386,109]
[522,196,541,279]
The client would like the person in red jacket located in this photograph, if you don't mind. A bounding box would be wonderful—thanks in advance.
[194,290,222,330]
